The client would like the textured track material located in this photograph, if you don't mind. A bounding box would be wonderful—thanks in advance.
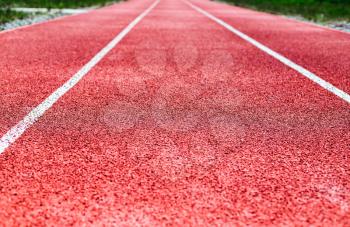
[189,0,350,94]
[0,0,349,225]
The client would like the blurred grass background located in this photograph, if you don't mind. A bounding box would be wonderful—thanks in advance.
[222,0,350,22]
[0,8,26,23]
[0,0,117,8]
[0,0,118,24]
[1,0,349,24]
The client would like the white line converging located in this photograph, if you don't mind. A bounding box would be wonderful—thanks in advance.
[0,0,160,154]
[184,0,350,104]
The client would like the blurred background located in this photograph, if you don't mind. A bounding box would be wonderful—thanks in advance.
[225,0,350,22]
[0,0,118,25]
[0,0,349,28]
[0,0,117,8]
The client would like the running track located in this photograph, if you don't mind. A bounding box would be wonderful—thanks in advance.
[0,0,349,225]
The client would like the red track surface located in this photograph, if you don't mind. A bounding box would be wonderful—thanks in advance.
[0,0,349,225]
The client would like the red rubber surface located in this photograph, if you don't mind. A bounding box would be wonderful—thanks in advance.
[190,0,350,94]
[0,0,153,136]
[0,0,349,225]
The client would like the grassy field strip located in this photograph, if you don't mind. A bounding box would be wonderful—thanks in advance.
[0,0,119,9]
[220,0,350,22]
[11,7,90,14]
[0,0,119,26]
[0,9,27,24]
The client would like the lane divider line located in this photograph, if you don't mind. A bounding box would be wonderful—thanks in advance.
[0,0,160,154]
[184,0,350,104]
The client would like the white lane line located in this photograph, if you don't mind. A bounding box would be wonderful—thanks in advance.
[0,0,160,154]
[184,0,350,104]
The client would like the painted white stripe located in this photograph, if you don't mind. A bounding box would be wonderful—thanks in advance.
[184,0,350,104]
[0,0,160,154]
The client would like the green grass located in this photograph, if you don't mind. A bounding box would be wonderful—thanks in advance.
[221,0,350,22]
[0,0,119,9]
[0,0,119,26]
[0,8,27,24]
